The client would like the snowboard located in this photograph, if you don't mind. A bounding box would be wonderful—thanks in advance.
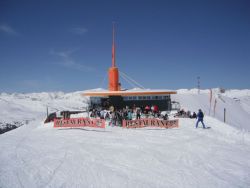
[196,127,211,129]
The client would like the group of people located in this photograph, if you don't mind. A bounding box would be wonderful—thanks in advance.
[174,109,207,129]
[89,104,168,126]
[89,104,207,129]
[174,109,197,119]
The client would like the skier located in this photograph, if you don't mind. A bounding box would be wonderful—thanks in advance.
[196,109,206,129]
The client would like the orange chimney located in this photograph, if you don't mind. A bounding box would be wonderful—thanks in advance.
[109,23,119,91]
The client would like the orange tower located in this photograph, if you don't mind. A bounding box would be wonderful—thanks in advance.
[108,23,120,91]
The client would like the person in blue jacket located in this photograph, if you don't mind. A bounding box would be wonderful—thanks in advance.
[127,110,132,120]
[196,109,206,128]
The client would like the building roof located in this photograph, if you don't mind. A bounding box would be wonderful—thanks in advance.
[83,88,177,97]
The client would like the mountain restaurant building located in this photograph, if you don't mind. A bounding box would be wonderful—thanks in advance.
[84,89,176,111]
[83,24,177,111]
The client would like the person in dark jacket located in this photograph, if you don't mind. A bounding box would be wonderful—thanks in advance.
[196,109,206,128]
[192,112,197,119]
[136,108,141,119]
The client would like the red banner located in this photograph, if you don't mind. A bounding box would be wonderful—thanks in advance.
[122,119,179,129]
[54,118,105,128]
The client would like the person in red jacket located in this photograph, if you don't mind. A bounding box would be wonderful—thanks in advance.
[153,105,159,117]
[145,105,150,114]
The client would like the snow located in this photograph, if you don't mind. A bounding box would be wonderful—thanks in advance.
[173,88,250,131]
[0,89,250,188]
[0,91,89,122]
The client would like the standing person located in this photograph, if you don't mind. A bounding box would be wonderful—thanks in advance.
[132,104,136,113]
[136,107,141,119]
[110,111,117,126]
[122,109,128,120]
[192,112,197,119]
[151,105,154,113]
[109,105,114,113]
[153,105,159,117]
[100,109,105,119]
[196,109,206,128]
[145,105,150,118]
[127,110,132,120]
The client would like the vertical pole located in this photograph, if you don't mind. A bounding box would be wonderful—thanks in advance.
[197,76,200,94]
[213,99,217,117]
[87,99,90,117]
[112,22,116,67]
[224,108,226,123]
[46,106,48,118]
[209,102,211,116]
[209,89,212,115]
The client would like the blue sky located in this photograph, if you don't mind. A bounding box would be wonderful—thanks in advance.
[0,0,249,93]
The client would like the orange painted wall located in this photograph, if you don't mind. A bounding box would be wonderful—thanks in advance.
[108,67,119,91]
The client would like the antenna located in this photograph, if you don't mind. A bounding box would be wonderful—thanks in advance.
[112,22,116,67]
[108,22,119,91]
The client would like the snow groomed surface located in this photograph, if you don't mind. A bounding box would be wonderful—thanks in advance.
[0,118,250,188]
[0,89,250,188]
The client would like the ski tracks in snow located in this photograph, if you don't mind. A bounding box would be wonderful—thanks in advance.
[39,150,68,188]
[1,117,250,188]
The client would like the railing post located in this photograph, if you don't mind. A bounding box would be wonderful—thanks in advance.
[224,108,226,123]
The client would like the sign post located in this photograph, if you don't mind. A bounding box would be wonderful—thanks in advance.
[224,108,226,123]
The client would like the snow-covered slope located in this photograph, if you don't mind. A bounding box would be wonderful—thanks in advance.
[0,91,89,122]
[173,88,250,131]
[0,89,250,188]
[0,118,249,188]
